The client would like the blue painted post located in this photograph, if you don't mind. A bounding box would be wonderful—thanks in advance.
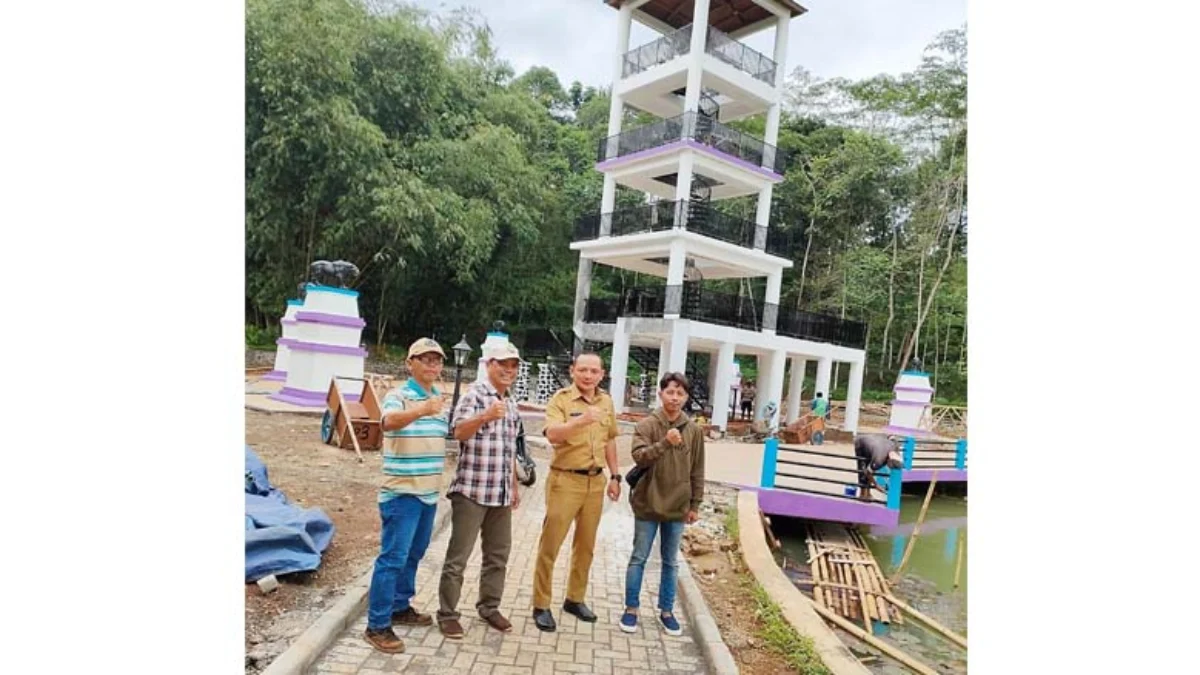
[955,438,967,470]
[903,436,916,470]
[891,535,906,569]
[884,465,903,511]
[944,527,959,563]
[760,437,778,489]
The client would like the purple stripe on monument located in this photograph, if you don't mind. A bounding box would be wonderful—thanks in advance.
[281,319,300,326]
[594,139,784,181]
[890,399,928,407]
[286,340,368,357]
[270,387,360,406]
[743,486,898,527]
[295,311,367,328]
[261,370,287,381]
[895,385,934,393]
[904,468,967,482]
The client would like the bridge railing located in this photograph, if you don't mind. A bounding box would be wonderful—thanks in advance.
[759,438,900,509]
[894,436,968,472]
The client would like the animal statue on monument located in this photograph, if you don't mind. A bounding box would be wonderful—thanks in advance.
[308,260,360,288]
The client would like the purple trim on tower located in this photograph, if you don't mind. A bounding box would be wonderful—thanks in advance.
[743,486,898,527]
[270,387,360,407]
[904,468,968,482]
[594,139,784,182]
[890,399,929,407]
[261,370,287,381]
[295,311,367,329]
[894,385,934,393]
[286,340,368,357]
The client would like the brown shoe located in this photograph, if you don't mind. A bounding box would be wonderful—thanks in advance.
[363,627,405,654]
[392,607,433,627]
[438,618,465,640]
[482,612,513,633]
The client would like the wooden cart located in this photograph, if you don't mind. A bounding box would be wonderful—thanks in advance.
[320,377,383,461]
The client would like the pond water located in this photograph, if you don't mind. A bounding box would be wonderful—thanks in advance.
[774,490,967,675]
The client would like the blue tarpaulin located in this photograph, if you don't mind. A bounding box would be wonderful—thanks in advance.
[245,445,335,582]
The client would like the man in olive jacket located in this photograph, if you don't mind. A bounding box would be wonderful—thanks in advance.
[619,372,705,637]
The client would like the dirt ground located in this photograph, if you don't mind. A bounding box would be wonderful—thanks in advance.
[681,483,802,675]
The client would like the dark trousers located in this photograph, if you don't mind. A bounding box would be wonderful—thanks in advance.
[437,493,512,621]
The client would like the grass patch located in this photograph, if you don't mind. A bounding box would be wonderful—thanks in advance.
[722,499,830,674]
[723,504,739,541]
[749,582,832,675]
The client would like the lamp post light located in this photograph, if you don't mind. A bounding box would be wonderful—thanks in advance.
[448,334,472,430]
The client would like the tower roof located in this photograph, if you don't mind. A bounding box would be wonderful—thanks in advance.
[604,0,807,35]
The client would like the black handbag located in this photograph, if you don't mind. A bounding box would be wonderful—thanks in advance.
[626,464,647,490]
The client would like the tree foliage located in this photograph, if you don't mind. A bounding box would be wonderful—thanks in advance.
[245,2,968,401]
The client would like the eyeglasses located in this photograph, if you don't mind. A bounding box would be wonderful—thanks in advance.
[412,355,445,366]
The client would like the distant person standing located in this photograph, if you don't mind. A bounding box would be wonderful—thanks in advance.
[811,393,829,444]
[740,382,755,420]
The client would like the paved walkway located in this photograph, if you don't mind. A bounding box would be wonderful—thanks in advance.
[307,459,709,675]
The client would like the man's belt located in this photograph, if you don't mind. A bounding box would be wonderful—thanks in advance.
[552,466,604,476]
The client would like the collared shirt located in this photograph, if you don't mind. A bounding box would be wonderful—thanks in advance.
[379,379,449,505]
[448,380,520,507]
[544,384,617,471]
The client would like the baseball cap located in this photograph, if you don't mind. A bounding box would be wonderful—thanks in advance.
[483,341,520,362]
[407,337,446,359]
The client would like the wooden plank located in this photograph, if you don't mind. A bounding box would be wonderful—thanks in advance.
[804,526,830,609]
[811,603,940,675]
[853,562,874,631]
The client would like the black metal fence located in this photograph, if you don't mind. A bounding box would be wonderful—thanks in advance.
[572,199,790,258]
[621,23,777,86]
[777,307,868,349]
[705,27,776,85]
[770,446,886,504]
[596,111,787,174]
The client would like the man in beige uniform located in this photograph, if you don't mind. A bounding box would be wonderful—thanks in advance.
[531,352,621,632]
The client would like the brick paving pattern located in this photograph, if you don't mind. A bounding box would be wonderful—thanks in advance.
[307,459,709,674]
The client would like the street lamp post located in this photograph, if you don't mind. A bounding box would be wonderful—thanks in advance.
[448,334,472,431]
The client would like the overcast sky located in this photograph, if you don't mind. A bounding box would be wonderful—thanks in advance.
[411,0,966,87]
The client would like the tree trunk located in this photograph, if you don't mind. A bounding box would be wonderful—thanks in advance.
[880,223,898,373]
[796,219,816,310]
[376,282,388,350]
[899,177,965,374]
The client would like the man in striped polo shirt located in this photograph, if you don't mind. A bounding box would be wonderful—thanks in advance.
[363,337,450,654]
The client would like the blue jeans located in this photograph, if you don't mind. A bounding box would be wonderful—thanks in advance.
[624,518,685,613]
[367,495,437,630]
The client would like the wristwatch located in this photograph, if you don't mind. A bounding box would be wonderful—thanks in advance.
[610,473,622,483]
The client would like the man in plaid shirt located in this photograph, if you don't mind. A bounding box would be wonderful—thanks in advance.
[436,341,523,639]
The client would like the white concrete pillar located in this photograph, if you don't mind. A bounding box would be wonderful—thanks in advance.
[600,175,617,236]
[754,186,773,249]
[674,152,695,228]
[664,240,687,318]
[757,348,787,426]
[573,258,593,330]
[682,0,711,113]
[710,341,736,431]
[610,318,631,413]
[653,338,670,408]
[764,270,782,332]
[815,357,833,401]
[844,359,864,433]
[615,4,634,74]
[786,357,807,423]
[707,350,720,398]
[773,14,790,89]
[667,320,689,374]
